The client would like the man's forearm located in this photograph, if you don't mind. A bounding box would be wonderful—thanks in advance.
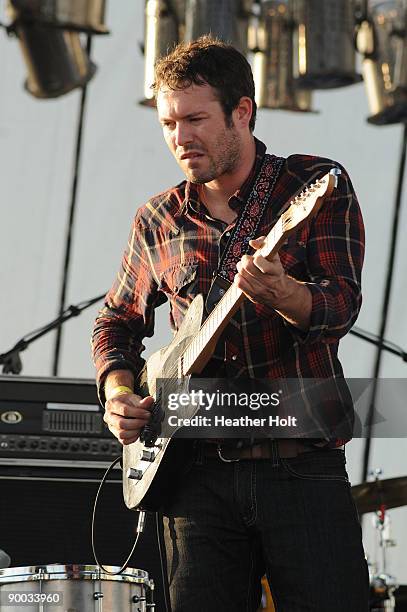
[104,369,135,402]
[273,277,312,332]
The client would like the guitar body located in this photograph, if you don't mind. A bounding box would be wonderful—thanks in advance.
[122,294,204,511]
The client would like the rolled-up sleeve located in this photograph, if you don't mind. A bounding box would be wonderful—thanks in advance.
[285,167,365,344]
[91,215,166,403]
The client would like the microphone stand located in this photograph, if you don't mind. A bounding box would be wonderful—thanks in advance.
[0,293,106,375]
[349,327,407,362]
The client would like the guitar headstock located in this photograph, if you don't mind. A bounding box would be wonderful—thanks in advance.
[281,170,338,233]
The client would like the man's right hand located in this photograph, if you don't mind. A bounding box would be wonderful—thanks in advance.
[104,393,154,445]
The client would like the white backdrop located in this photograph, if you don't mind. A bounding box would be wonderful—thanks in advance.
[1,0,406,583]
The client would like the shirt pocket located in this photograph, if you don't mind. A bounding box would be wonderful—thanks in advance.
[159,261,199,300]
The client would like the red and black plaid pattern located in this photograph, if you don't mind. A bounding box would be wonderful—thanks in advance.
[92,139,364,445]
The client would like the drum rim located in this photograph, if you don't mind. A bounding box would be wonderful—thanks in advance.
[0,564,150,584]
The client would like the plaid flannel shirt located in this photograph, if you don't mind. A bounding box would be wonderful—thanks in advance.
[92,139,365,445]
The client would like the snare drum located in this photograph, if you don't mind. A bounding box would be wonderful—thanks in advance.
[0,564,154,611]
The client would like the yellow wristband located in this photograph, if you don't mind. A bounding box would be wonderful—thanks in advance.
[107,385,133,401]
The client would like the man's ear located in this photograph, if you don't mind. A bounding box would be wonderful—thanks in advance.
[233,96,253,129]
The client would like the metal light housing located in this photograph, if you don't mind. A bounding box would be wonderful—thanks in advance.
[8,2,96,99]
[292,0,362,89]
[357,1,407,125]
[140,0,180,107]
[184,0,254,54]
[252,0,316,112]
[9,0,109,34]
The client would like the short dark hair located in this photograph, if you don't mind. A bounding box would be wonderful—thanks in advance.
[152,35,257,131]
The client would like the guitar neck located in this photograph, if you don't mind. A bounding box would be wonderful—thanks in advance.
[181,169,336,376]
[183,217,286,375]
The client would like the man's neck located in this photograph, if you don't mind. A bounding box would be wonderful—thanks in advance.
[201,137,256,208]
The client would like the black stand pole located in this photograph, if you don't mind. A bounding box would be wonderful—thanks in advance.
[350,327,407,361]
[361,122,407,483]
[52,35,93,376]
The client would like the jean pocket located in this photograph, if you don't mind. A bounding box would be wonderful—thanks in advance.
[280,449,350,483]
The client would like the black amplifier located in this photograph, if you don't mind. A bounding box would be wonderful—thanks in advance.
[0,375,122,479]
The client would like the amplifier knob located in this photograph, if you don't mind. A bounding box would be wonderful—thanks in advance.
[30,440,39,449]
[81,442,90,451]
[60,441,69,450]
[17,440,26,448]
[100,443,109,452]
[71,443,79,451]
[49,441,58,450]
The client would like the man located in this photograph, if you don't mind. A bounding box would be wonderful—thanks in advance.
[92,36,369,611]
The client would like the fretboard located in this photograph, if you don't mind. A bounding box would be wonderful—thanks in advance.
[182,216,285,375]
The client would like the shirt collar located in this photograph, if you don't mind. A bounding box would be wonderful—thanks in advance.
[177,137,267,217]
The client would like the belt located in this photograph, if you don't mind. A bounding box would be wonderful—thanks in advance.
[202,439,317,462]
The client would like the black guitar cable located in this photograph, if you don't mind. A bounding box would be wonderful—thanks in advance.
[91,456,171,610]
[91,456,145,575]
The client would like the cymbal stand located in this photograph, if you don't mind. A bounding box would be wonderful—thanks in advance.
[368,470,398,611]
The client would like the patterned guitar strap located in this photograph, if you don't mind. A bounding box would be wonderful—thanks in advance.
[205,153,286,314]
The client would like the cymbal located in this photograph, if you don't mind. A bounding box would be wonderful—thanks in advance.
[352,476,407,514]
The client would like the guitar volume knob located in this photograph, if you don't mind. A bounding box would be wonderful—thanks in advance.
[141,450,155,462]
[127,468,143,480]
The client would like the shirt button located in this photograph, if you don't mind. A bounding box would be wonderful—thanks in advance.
[225,231,231,237]
[231,354,238,361]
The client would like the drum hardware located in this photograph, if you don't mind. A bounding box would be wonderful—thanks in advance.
[352,469,404,611]
[0,564,155,612]
[370,573,398,612]
[0,549,11,569]
[351,471,407,515]
[369,508,398,611]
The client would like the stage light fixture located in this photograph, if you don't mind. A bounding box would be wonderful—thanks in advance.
[252,0,316,112]
[140,0,180,107]
[8,2,96,98]
[291,0,362,89]
[356,0,407,125]
[184,0,253,54]
[9,0,109,34]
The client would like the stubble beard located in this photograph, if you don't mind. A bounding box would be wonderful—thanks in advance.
[186,125,242,184]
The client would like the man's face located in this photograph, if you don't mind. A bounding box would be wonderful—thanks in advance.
[157,82,242,183]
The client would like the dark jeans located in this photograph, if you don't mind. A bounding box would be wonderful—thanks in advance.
[162,442,369,612]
